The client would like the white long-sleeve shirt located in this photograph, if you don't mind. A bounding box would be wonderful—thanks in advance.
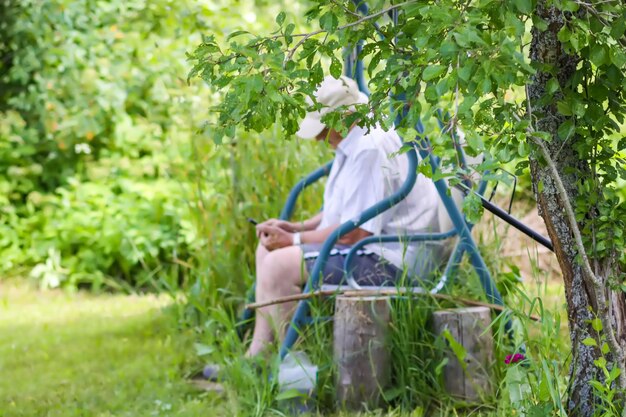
[318,125,441,273]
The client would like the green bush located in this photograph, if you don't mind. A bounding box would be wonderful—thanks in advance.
[2,0,218,192]
[0,0,204,288]
[0,0,327,290]
[25,178,195,290]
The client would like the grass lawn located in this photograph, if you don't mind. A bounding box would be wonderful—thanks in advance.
[0,277,569,417]
[0,282,222,417]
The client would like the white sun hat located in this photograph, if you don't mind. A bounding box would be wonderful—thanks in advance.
[296,75,369,139]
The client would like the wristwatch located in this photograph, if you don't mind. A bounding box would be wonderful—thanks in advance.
[292,232,301,246]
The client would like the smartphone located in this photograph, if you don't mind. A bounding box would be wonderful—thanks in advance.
[248,217,267,237]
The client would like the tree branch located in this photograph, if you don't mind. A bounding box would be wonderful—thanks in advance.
[245,289,542,322]
[576,1,626,48]
[283,0,417,64]
[530,136,600,287]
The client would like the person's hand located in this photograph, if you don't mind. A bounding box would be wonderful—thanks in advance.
[256,224,294,251]
[257,218,297,233]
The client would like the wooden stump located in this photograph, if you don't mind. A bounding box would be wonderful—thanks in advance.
[333,295,391,410]
[432,307,494,401]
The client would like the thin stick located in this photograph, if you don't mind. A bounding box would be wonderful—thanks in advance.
[245,289,542,322]
[283,1,416,64]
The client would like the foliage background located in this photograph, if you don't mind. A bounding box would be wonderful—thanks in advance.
[0,0,597,415]
[0,0,328,294]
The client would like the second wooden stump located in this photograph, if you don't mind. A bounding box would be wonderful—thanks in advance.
[432,306,494,401]
[333,295,391,410]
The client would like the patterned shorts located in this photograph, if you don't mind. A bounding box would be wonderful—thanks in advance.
[301,244,401,286]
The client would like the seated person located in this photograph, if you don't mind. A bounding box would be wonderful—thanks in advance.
[202,76,442,380]
[245,75,443,358]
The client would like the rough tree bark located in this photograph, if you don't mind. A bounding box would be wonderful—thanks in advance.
[528,2,626,415]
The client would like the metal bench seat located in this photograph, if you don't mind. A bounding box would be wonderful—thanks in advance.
[320,284,428,294]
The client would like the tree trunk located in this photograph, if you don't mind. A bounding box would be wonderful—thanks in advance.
[528,3,626,415]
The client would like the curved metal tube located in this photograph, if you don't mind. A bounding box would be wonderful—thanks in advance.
[344,42,369,95]
[343,230,458,290]
[280,142,419,359]
[414,142,508,331]
[279,161,333,221]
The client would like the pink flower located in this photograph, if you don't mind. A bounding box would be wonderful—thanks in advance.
[505,353,526,364]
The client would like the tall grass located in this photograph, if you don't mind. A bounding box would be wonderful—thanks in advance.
[181,183,575,415]
[171,119,330,320]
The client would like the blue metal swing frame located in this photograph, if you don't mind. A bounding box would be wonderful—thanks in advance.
[237,0,525,359]
[276,116,508,359]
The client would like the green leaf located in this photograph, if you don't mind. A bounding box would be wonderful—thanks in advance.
[466,28,486,46]
[532,16,548,31]
[285,23,295,40]
[442,329,467,371]
[589,17,604,34]
[559,0,579,12]
[440,41,459,57]
[382,386,403,402]
[459,95,477,114]
[276,11,286,26]
[319,12,338,32]
[589,380,605,392]
[453,32,469,48]
[557,101,572,116]
[422,65,446,81]
[557,26,571,43]
[590,45,608,67]
[329,58,342,79]
[275,388,306,401]
[227,30,250,40]
[197,43,221,54]
[610,17,626,39]
[506,366,531,406]
[480,77,492,94]
[571,100,586,117]
[601,342,610,355]
[193,343,214,357]
[589,83,609,101]
[569,33,580,51]
[463,192,484,224]
[591,318,603,332]
[513,0,533,14]
[434,357,449,376]
[368,52,382,76]
[594,356,607,369]
[582,337,597,347]
[518,141,530,157]
[538,374,551,401]
[546,78,559,94]
[558,120,574,139]
[528,403,555,417]
[458,65,472,81]
[311,60,324,84]
[610,49,626,68]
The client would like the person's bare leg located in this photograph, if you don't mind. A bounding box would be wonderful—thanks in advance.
[255,243,269,272]
[247,246,307,357]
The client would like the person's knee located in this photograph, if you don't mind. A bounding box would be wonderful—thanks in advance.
[258,247,304,290]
